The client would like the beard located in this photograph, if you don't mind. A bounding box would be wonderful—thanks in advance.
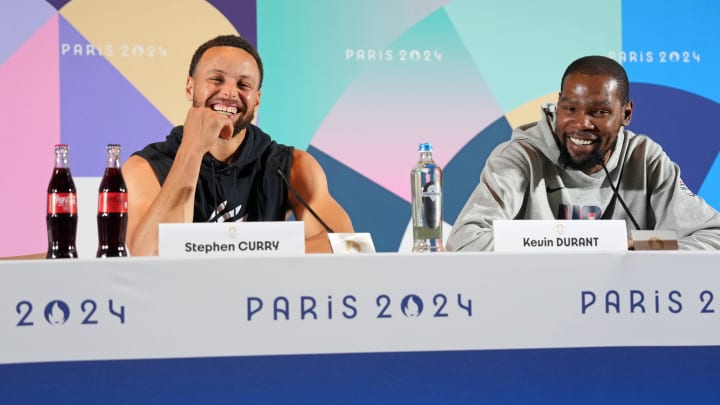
[232,114,253,136]
[557,137,606,172]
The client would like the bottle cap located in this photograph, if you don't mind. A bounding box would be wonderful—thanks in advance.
[418,142,433,152]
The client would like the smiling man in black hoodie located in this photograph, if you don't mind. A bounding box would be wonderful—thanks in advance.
[123,35,353,255]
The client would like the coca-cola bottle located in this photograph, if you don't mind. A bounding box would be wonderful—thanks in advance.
[97,144,129,257]
[47,144,78,259]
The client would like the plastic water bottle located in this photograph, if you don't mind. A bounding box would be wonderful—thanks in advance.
[411,142,444,252]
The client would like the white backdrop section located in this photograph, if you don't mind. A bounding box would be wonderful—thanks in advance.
[2,252,719,365]
[75,177,101,258]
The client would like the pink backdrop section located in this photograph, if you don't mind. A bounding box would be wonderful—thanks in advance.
[0,15,60,256]
[312,74,501,202]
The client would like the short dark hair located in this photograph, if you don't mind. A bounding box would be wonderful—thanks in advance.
[561,56,629,103]
[188,34,264,89]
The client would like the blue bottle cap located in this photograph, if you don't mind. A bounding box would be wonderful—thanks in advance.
[418,142,433,152]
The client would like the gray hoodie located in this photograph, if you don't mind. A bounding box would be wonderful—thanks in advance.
[446,103,720,251]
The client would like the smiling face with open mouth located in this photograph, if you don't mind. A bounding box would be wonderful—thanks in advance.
[187,46,261,138]
[555,72,633,174]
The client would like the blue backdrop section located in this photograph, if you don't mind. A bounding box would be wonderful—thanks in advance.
[444,117,513,224]
[206,0,257,47]
[3,346,720,404]
[621,1,719,106]
[701,152,720,209]
[46,0,70,10]
[626,83,720,195]
[308,146,409,252]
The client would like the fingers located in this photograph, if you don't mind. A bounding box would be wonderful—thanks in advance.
[184,106,235,147]
[218,119,234,139]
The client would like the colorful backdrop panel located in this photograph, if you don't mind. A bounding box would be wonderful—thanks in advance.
[1,1,718,255]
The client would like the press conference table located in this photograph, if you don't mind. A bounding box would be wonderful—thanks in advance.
[2,252,720,403]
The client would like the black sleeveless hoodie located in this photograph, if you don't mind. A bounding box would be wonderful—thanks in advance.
[133,125,294,222]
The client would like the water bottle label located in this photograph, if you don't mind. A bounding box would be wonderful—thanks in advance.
[422,182,441,229]
[421,182,441,200]
[98,192,128,213]
[48,193,77,215]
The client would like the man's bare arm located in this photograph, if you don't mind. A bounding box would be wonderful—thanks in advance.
[124,103,236,256]
[123,150,202,256]
[288,149,353,253]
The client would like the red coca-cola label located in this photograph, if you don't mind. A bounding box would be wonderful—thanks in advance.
[48,193,77,215]
[98,192,128,214]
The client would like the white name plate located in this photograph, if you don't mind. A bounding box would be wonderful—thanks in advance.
[159,222,305,257]
[493,219,628,252]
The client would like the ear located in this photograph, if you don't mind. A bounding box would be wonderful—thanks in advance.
[622,100,633,126]
[185,76,194,102]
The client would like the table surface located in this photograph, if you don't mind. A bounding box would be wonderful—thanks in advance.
[2,251,719,403]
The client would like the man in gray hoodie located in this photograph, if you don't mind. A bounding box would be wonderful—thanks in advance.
[447,55,720,251]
